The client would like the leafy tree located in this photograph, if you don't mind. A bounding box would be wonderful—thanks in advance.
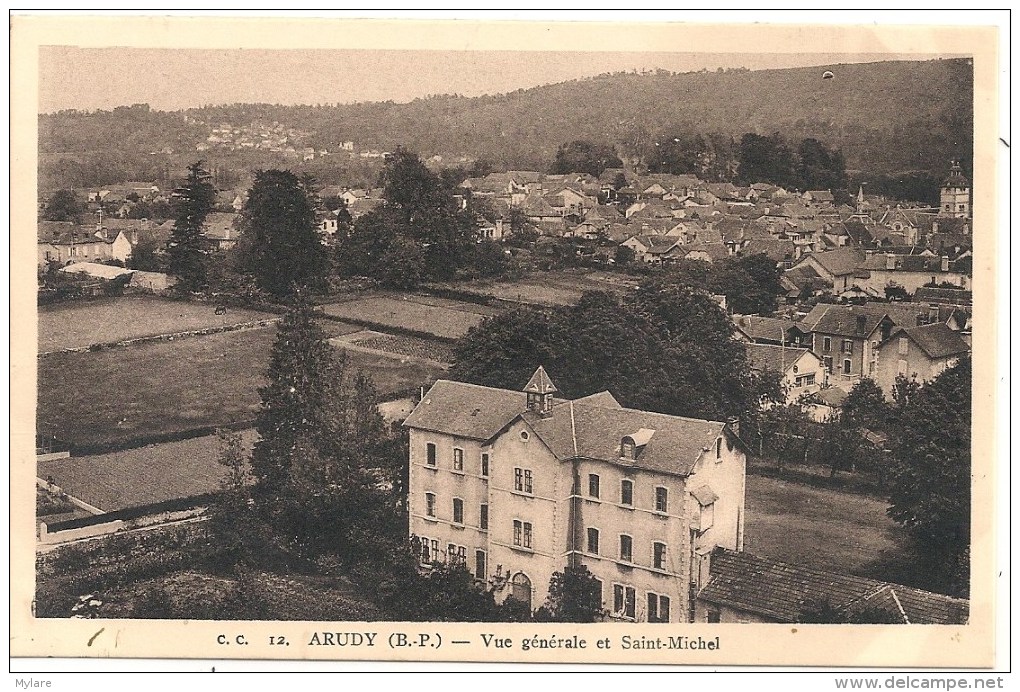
[886,358,971,596]
[250,292,340,496]
[551,140,623,178]
[249,291,402,562]
[339,149,478,283]
[452,279,775,423]
[236,169,329,298]
[614,245,636,266]
[538,565,604,623]
[127,231,163,272]
[797,138,847,191]
[647,134,706,176]
[381,148,478,280]
[43,189,85,222]
[711,253,783,315]
[737,132,798,189]
[166,162,216,292]
[450,308,558,391]
[841,378,889,432]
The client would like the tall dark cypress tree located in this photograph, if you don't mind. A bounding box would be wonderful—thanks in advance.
[167,162,215,291]
[236,169,328,298]
[250,290,336,498]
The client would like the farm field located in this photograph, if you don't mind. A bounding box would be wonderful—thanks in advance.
[321,295,486,339]
[337,331,455,365]
[428,269,638,308]
[743,473,908,576]
[38,325,441,450]
[37,430,259,512]
[38,296,278,353]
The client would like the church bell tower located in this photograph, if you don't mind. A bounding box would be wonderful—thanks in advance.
[939,160,970,219]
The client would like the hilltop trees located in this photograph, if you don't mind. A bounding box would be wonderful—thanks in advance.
[166,162,216,292]
[236,170,329,298]
[736,133,847,192]
[551,140,623,178]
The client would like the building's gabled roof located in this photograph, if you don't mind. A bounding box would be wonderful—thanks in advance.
[813,387,848,408]
[523,401,727,477]
[888,322,970,359]
[914,287,973,307]
[405,372,732,477]
[782,263,824,292]
[842,220,875,246]
[59,262,134,280]
[799,304,890,338]
[732,315,798,343]
[403,380,528,441]
[203,212,239,240]
[681,242,728,262]
[744,343,812,375]
[800,247,865,277]
[698,548,969,624]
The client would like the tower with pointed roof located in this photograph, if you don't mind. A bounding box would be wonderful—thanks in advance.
[523,365,557,416]
[939,160,970,219]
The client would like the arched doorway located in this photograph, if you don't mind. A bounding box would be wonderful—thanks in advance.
[510,572,532,610]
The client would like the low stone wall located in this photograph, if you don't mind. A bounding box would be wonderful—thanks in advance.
[38,318,280,357]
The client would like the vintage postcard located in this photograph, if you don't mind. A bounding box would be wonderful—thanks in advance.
[10,12,1005,671]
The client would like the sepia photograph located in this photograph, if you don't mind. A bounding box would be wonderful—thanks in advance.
[9,11,1006,673]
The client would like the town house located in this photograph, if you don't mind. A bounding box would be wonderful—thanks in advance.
[799,304,895,382]
[872,322,970,400]
[403,367,746,623]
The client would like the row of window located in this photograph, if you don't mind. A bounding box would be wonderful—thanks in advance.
[419,538,487,580]
[611,584,671,622]
[821,337,855,354]
[424,493,488,529]
[586,528,669,570]
[425,443,491,476]
[585,475,669,512]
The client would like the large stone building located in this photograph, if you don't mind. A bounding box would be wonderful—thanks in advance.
[403,367,746,623]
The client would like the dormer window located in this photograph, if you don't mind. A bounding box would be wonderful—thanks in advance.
[621,428,655,460]
[621,439,635,459]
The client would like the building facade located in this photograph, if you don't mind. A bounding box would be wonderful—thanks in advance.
[404,367,746,623]
[872,323,970,400]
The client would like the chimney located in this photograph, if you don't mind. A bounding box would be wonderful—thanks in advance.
[726,416,740,440]
[932,220,939,233]
[865,249,874,260]
[885,253,897,270]
[941,256,950,272]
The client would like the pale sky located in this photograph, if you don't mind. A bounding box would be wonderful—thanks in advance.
[38,47,939,113]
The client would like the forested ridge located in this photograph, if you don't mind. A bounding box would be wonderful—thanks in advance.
[39,58,972,188]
